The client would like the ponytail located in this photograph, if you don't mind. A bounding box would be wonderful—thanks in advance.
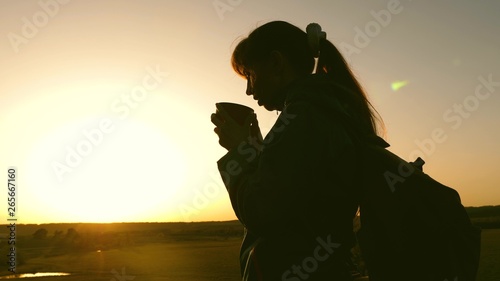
[232,21,385,137]
[316,38,384,137]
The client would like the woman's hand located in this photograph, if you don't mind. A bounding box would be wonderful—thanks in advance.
[211,108,263,151]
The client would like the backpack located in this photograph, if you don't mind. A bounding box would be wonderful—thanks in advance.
[355,139,482,281]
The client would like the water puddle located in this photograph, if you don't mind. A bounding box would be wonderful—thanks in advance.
[0,272,71,279]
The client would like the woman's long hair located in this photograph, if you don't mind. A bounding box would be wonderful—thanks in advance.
[231,21,384,137]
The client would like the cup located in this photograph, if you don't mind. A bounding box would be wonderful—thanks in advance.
[215,102,254,126]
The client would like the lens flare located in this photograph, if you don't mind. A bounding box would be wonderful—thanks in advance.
[391,80,409,92]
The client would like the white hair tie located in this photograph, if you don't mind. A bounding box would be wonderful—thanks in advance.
[306,23,327,58]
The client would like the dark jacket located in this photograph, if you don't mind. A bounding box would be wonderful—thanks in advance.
[217,74,373,281]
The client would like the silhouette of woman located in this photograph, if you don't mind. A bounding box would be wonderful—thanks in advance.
[211,21,385,281]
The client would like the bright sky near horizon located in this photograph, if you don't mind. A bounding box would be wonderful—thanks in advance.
[1,0,499,224]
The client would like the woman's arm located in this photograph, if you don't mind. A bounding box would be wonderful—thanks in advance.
[217,101,357,236]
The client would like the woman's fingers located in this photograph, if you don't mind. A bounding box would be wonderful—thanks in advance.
[211,113,224,127]
[243,113,255,128]
[248,113,263,141]
[211,110,260,151]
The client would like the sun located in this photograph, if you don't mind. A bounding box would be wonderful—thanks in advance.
[24,116,187,223]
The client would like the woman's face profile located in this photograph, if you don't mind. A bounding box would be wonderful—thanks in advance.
[245,55,289,111]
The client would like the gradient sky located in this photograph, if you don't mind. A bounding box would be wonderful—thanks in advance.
[1,0,499,223]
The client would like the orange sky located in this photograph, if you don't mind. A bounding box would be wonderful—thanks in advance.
[1,0,499,223]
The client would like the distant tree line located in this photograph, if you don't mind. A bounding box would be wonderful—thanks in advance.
[32,227,135,256]
[466,206,500,229]
[30,223,245,256]
[465,205,500,218]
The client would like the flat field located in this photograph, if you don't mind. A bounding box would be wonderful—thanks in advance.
[4,239,241,281]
